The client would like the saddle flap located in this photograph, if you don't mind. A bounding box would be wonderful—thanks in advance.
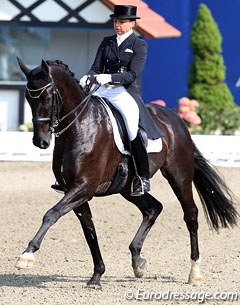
[95,96,130,151]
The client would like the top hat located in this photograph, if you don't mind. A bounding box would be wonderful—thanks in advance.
[110,5,141,20]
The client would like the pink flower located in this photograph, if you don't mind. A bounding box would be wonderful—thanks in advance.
[177,97,201,127]
[190,99,199,108]
[178,105,190,114]
[184,112,201,126]
[178,97,190,106]
[150,100,166,107]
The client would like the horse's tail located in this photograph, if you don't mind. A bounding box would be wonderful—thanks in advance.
[193,143,239,231]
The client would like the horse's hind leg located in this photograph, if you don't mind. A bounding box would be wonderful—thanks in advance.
[73,202,105,288]
[180,191,204,284]
[121,193,163,278]
[162,166,204,285]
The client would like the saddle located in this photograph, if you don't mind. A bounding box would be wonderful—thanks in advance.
[83,75,148,150]
[94,96,148,150]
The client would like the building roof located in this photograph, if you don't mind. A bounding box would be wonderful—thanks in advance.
[101,0,181,38]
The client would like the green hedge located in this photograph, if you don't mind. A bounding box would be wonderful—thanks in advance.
[188,3,240,134]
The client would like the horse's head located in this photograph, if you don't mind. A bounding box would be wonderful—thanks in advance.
[18,57,62,149]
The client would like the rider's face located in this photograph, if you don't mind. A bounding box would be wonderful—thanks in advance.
[113,19,136,35]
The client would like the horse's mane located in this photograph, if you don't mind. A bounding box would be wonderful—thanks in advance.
[46,59,79,84]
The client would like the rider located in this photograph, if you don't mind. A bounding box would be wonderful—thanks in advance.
[52,5,163,195]
[79,5,163,196]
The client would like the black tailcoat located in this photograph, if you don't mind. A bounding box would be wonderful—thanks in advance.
[88,33,163,139]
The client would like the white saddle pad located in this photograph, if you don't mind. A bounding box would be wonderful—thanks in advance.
[97,98,162,156]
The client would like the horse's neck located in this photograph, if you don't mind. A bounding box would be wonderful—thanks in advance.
[54,75,84,111]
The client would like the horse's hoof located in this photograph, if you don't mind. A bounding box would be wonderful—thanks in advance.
[86,276,102,289]
[188,275,204,285]
[133,258,147,278]
[86,281,102,290]
[15,252,36,269]
[86,283,102,290]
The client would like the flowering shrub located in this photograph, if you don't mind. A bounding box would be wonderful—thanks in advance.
[178,97,201,127]
[198,106,240,135]
[150,98,201,129]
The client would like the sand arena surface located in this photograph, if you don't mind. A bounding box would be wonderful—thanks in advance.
[0,161,240,305]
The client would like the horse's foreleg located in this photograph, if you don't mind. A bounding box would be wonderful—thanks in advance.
[15,190,87,270]
[73,202,105,289]
[122,193,163,278]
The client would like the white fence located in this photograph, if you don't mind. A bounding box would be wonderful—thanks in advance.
[0,132,54,162]
[0,132,240,167]
[192,135,240,167]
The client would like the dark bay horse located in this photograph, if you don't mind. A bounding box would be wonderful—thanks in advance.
[16,58,238,288]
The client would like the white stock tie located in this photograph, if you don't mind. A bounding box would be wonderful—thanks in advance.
[117,36,122,46]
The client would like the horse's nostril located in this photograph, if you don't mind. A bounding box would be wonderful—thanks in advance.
[39,140,48,149]
[39,140,44,148]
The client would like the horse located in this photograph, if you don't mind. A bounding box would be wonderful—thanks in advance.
[16,58,238,288]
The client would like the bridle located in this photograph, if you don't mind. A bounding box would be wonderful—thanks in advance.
[26,74,100,137]
[26,75,63,128]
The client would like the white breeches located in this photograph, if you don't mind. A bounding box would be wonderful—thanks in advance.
[93,85,139,141]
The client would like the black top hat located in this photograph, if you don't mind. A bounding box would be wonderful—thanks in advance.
[110,5,141,20]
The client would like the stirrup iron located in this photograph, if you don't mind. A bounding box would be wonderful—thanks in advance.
[131,175,145,196]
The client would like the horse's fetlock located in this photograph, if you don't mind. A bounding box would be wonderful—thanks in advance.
[94,262,105,276]
[99,263,106,275]
[129,244,141,255]
[28,241,39,252]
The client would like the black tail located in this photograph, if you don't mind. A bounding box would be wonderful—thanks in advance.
[193,143,239,231]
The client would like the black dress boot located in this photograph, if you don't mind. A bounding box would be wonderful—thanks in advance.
[130,131,150,196]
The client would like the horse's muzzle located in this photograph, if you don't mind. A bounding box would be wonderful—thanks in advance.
[33,132,51,149]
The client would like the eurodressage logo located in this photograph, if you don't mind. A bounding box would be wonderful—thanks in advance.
[124,289,239,303]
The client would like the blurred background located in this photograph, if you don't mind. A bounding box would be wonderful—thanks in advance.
[0,0,239,131]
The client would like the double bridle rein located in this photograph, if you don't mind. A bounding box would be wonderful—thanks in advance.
[26,75,99,137]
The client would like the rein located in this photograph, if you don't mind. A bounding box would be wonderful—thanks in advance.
[54,93,93,137]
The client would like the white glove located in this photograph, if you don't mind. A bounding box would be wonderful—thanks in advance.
[79,74,88,87]
[95,74,112,85]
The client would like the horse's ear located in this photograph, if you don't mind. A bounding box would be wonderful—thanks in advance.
[17,57,31,77]
[41,59,50,75]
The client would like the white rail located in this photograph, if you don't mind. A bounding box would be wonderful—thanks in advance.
[0,132,240,167]
[0,132,54,162]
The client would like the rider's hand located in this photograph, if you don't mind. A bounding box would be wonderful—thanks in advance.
[95,74,112,85]
[79,75,88,87]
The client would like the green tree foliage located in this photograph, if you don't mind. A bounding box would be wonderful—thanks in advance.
[188,3,239,134]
